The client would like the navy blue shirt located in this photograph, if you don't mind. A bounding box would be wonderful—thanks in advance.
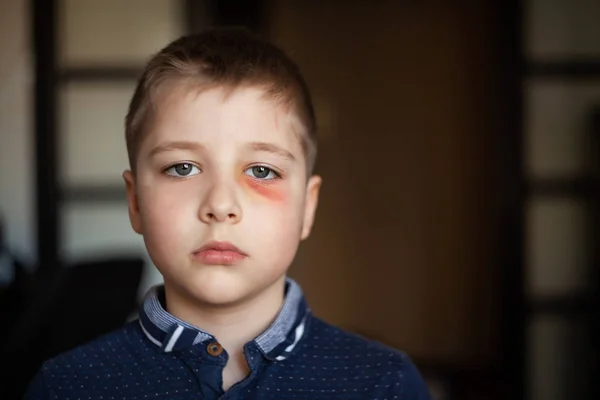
[26,279,431,399]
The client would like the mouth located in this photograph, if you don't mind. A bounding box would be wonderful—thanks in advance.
[192,241,248,266]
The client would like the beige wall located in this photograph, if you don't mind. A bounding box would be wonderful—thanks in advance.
[0,0,35,265]
[524,1,600,399]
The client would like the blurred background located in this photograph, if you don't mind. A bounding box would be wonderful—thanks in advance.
[0,0,598,399]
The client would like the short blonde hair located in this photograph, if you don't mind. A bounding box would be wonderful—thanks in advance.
[125,27,317,175]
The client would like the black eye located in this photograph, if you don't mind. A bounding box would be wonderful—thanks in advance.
[243,165,279,180]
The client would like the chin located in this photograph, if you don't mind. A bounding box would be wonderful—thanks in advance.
[193,283,248,307]
[179,269,255,307]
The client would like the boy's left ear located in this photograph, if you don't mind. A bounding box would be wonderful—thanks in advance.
[301,175,322,240]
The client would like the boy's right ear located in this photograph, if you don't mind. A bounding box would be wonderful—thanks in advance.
[123,170,143,235]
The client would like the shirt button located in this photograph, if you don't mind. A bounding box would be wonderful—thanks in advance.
[207,342,224,356]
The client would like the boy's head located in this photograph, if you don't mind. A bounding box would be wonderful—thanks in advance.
[125,27,317,176]
[123,28,322,309]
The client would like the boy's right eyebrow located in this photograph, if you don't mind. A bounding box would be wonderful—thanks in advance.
[148,141,206,157]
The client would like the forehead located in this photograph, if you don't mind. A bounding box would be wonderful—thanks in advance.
[146,84,302,151]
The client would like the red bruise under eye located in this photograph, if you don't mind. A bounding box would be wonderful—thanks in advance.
[245,178,286,202]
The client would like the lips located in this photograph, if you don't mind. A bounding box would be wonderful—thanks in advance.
[193,241,248,265]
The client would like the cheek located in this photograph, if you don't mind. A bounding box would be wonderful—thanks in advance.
[137,185,195,256]
[244,184,305,252]
[247,206,303,272]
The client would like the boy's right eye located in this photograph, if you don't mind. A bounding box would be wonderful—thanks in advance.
[164,163,201,177]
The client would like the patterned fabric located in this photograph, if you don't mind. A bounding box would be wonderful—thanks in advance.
[25,278,431,399]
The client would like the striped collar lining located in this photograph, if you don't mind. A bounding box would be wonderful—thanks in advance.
[138,278,308,360]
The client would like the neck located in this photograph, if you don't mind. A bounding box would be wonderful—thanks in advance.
[163,277,287,356]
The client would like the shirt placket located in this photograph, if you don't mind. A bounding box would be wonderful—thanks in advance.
[179,339,229,400]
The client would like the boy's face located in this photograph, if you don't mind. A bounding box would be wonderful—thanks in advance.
[124,85,321,308]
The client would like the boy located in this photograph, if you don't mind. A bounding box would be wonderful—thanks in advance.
[26,28,431,399]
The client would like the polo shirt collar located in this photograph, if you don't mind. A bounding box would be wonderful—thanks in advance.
[138,277,309,361]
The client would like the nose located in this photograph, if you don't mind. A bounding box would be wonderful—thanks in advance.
[198,177,242,224]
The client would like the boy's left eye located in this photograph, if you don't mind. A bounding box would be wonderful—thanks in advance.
[244,165,279,180]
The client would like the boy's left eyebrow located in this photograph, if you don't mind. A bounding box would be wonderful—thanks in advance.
[248,142,295,161]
